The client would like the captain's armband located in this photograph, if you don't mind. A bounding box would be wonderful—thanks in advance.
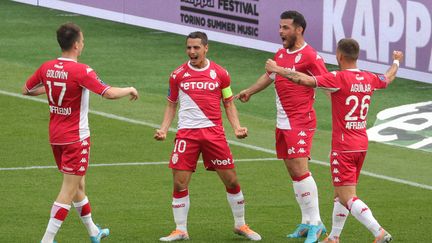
[222,86,233,100]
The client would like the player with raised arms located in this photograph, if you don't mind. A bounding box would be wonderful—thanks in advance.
[265,38,402,243]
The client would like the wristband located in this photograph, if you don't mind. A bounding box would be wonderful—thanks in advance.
[393,60,400,67]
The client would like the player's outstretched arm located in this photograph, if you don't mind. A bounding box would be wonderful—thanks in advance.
[234,73,273,103]
[102,87,139,100]
[154,101,177,141]
[224,99,248,139]
[384,51,403,84]
[22,84,45,96]
[265,59,316,87]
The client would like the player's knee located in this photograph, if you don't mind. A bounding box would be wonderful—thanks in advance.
[223,177,239,189]
[173,180,189,191]
[285,159,309,177]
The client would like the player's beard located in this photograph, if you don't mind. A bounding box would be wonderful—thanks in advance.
[285,34,297,49]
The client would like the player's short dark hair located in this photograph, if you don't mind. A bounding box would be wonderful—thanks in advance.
[280,11,306,34]
[337,38,360,61]
[187,31,208,45]
[56,22,81,51]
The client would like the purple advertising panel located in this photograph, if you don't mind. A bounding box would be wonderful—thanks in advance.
[15,0,432,84]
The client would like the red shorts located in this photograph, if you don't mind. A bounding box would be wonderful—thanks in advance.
[330,150,366,186]
[51,137,90,176]
[275,128,314,159]
[169,126,234,171]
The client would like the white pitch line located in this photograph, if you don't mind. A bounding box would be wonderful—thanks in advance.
[1,89,431,191]
[0,158,279,171]
[307,159,432,191]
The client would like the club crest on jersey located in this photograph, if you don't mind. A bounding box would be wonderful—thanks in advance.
[295,53,302,63]
[172,153,179,164]
[210,69,217,79]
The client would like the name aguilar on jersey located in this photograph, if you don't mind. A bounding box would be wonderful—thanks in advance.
[350,83,371,92]
[345,82,371,130]
[46,69,72,116]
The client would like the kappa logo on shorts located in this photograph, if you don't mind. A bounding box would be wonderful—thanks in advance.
[298,131,307,137]
[332,152,338,156]
[333,168,339,174]
[334,177,341,183]
[81,149,88,155]
[332,159,339,165]
[78,166,85,172]
[81,140,89,146]
[297,139,306,145]
[80,158,87,163]
[298,148,306,153]
[211,158,232,165]
[172,153,179,164]
[288,147,296,155]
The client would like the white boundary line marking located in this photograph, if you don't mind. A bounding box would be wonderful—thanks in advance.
[0,158,279,171]
[1,89,431,190]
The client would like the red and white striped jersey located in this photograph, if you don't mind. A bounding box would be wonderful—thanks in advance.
[25,57,110,144]
[167,59,232,129]
[268,43,328,130]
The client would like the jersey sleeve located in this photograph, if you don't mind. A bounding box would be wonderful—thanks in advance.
[25,66,43,91]
[77,66,111,95]
[308,53,328,76]
[372,73,389,90]
[219,68,234,103]
[315,71,341,92]
[167,73,179,103]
